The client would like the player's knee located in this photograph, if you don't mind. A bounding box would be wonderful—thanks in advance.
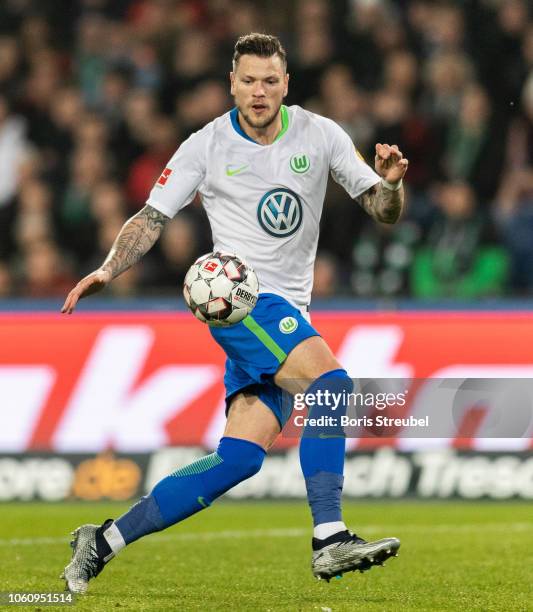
[217,436,266,481]
[277,337,343,382]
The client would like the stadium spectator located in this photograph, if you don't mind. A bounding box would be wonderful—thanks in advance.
[412,182,508,298]
[494,59,533,293]
[76,14,110,107]
[312,64,372,151]
[351,216,420,298]
[59,146,110,260]
[13,180,55,254]
[44,87,85,180]
[0,261,13,297]
[441,83,506,199]
[313,252,339,298]
[494,168,533,293]
[19,240,75,298]
[505,71,533,170]
[161,29,218,114]
[126,115,178,209]
[89,181,127,223]
[176,79,230,133]
[423,51,474,122]
[290,0,336,104]
[99,66,133,126]
[0,94,32,258]
[0,35,22,97]
[113,88,159,173]
[382,50,419,100]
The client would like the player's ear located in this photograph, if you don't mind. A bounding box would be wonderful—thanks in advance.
[230,72,236,95]
[283,72,289,98]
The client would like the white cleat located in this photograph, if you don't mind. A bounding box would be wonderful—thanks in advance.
[61,524,110,594]
[312,530,400,581]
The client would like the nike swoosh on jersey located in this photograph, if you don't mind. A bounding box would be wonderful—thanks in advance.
[226,164,249,176]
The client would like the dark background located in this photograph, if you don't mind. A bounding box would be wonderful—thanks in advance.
[1,0,532,301]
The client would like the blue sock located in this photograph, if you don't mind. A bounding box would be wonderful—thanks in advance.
[114,437,265,545]
[299,369,352,526]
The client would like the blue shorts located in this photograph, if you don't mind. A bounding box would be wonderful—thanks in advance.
[209,293,320,428]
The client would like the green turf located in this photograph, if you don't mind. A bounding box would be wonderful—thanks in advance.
[0,501,531,611]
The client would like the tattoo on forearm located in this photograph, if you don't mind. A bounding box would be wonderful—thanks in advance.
[357,183,404,224]
[101,205,170,278]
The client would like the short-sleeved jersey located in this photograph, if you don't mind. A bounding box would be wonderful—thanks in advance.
[147,105,380,307]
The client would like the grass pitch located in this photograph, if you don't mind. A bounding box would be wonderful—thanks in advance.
[0,501,531,611]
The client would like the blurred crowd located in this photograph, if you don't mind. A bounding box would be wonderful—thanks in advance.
[1,0,533,301]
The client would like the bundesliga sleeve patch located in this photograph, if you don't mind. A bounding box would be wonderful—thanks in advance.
[156,167,172,187]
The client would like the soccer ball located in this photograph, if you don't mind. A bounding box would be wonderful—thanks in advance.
[183,252,259,326]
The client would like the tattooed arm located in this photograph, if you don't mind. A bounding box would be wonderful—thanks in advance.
[101,205,169,278]
[357,142,408,224]
[357,181,405,224]
[61,205,170,313]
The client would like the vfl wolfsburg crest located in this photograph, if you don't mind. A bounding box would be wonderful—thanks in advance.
[257,188,303,237]
[290,153,310,174]
[279,316,298,334]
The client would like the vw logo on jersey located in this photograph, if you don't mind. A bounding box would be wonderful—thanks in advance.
[257,188,303,238]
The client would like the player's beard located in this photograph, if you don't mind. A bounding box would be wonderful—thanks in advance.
[239,101,282,130]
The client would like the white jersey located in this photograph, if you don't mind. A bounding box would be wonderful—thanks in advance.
[147,105,380,307]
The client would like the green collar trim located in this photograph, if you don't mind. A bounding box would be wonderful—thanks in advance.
[230,105,289,145]
[274,105,289,142]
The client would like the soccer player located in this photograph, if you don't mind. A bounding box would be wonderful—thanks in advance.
[60,33,407,593]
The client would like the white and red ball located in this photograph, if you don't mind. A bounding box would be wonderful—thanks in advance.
[183,252,259,326]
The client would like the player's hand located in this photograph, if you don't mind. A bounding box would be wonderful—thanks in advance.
[375,143,409,185]
[61,269,112,314]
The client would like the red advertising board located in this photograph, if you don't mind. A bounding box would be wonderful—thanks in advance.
[1,312,532,452]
